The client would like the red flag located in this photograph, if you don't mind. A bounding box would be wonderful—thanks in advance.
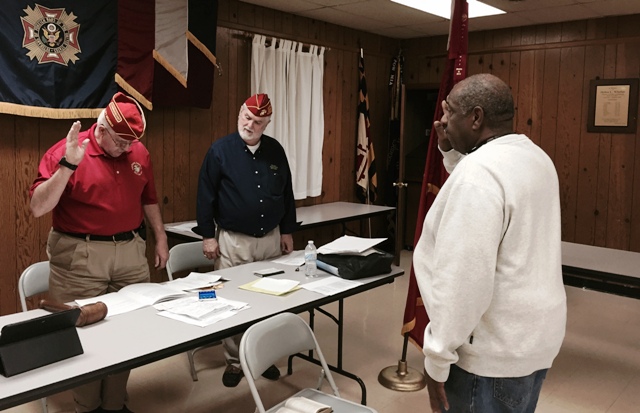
[402,0,469,348]
[117,0,218,111]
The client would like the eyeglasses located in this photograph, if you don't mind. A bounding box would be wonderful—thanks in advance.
[103,126,135,150]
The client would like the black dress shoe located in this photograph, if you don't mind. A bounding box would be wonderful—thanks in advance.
[261,364,280,381]
[222,365,244,387]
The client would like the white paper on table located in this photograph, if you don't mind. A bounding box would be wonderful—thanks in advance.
[302,276,362,296]
[165,272,222,291]
[317,235,387,255]
[252,278,300,294]
[154,296,248,320]
[168,222,196,233]
[271,250,305,266]
[75,283,188,317]
[157,303,250,327]
[76,292,148,317]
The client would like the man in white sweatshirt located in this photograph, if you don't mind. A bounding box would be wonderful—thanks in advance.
[414,73,567,413]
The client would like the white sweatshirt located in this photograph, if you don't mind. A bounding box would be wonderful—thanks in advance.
[414,134,567,382]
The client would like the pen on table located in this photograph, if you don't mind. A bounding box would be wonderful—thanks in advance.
[295,263,306,272]
[260,270,285,277]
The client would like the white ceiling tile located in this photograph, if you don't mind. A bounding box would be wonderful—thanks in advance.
[481,0,582,13]
[297,7,395,31]
[468,12,536,33]
[335,0,445,26]
[582,0,640,17]
[375,26,428,39]
[521,4,601,24]
[306,0,367,6]
[238,0,640,39]
[403,20,453,37]
[240,0,322,13]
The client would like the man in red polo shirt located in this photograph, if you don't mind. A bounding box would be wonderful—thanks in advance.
[29,92,169,413]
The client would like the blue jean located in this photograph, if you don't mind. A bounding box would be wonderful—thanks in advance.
[443,364,548,413]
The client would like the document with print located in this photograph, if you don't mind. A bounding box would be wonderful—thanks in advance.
[75,283,188,317]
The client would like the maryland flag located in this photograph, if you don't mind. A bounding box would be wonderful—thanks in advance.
[0,0,217,119]
[402,0,469,348]
[356,49,378,203]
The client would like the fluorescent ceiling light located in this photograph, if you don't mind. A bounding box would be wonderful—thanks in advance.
[391,0,506,19]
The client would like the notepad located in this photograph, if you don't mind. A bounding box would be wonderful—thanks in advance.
[239,278,300,295]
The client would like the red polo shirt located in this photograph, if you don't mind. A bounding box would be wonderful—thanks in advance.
[30,123,158,235]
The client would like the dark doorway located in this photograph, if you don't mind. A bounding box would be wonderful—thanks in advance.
[398,86,439,251]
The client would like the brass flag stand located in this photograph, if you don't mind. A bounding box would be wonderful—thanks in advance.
[378,333,426,391]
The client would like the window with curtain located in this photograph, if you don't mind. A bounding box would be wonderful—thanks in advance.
[251,35,325,200]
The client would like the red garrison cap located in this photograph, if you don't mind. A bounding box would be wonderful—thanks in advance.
[104,92,146,140]
[244,93,272,117]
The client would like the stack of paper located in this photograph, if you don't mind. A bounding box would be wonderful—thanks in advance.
[271,250,305,266]
[165,272,223,291]
[302,277,362,296]
[317,235,386,255]
[154,296,249,327]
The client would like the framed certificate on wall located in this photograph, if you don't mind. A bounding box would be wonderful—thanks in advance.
[587,78,639,133]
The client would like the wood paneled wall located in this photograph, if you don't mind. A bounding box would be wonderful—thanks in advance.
[2,5,639,315]
[402,15,640,254]
[0,0,398,315]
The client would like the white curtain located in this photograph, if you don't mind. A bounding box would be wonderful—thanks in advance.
[251,35,325,200]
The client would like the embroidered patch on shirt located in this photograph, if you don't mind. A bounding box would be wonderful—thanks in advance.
[131,162,142,175]
[270,164,278,171]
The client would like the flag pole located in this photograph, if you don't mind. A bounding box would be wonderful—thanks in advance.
[377,333,426,391]
[378,0,468,392]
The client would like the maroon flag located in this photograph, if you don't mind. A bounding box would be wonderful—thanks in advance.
[402,0,469,348]
[117,0,218,110]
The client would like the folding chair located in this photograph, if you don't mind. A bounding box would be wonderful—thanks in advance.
[239,312,378,413]
[18,261,51,413]
[166,241,217,381]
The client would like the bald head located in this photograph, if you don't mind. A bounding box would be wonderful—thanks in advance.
[450,73,514,130]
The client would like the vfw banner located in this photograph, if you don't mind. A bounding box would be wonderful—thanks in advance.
[0,1,217,119]
[0,1,118,118]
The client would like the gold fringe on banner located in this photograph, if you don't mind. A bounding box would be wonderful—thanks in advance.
[187,31,217,66]
[0,101,102,120]
[153,49,188,88]
[115,74,153,111]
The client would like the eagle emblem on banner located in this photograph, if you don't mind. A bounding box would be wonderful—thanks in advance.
[21,4,81,66]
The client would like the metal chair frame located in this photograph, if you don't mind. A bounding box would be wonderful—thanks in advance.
[239,312,378,413]
[166,241,217,381]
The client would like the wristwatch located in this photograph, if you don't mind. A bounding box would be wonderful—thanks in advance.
[58,156,78,171]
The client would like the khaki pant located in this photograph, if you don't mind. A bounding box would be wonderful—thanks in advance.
[216,227,281,366]
[47,229,150,412]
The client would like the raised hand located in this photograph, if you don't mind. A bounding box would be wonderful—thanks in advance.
[64,121,90,165]
[434,120,452,152]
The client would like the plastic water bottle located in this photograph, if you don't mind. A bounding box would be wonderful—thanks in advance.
[304,240,318,277]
